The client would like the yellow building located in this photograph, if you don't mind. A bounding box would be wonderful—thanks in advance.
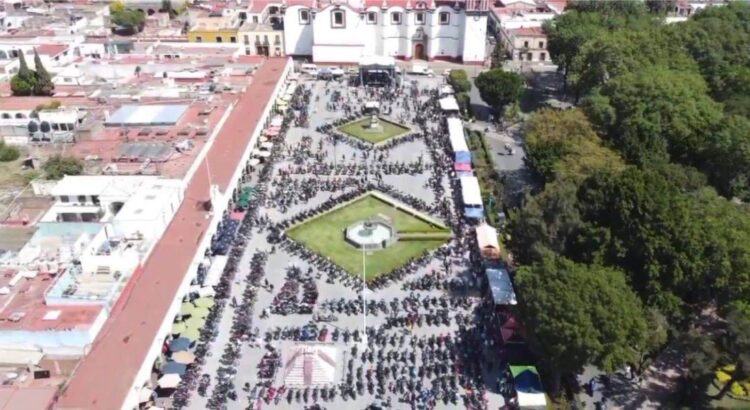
[188,16,241,44]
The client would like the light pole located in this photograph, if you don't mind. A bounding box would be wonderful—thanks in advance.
[361,245,368,346]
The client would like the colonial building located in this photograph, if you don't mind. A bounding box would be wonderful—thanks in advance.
[283,0,489,64]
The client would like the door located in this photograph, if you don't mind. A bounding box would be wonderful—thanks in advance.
[414,43,425,60]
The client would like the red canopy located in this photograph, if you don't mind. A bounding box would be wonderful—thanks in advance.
[454,162,472,172]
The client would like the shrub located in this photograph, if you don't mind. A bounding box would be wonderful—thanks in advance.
[0,142,20,162]
[448,70,472,94]
[43,155,83,180]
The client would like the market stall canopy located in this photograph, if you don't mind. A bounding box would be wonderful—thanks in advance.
[460,176,482,206]
[440,85,455,96]
[184,315,206,329]
[179,302,194,316]
[447,117,468,153]
[172,351,196,365]
[486,267,517,306]
[190,306,210,318]
[157,373,182,389]
[455,151,472,164]
[260,141,274,150]
[160,361,187,375]
[168,337,192,352]
[270,116,284,127]
[193,297,215,309]
[439,96,459,112]
[476,223,500,259]
[454,162,472,172]
[181,327,201,342]
[171,322,186,335]
[138,387,153,403]
[510,366,547,409]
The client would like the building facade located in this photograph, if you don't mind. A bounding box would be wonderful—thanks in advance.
[283,0,489,64]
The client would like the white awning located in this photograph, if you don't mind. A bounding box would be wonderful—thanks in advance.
[440,85,454,96]
[270,116,284,127]
[447,117,468,153]
[460,176,482,206]
[282,345,339,387]
[203,255,228,287]
[476,223,499,251]
[517,391,547,407]
[359,55,396,67]
[157,374,182,389]
[439,96,459,112]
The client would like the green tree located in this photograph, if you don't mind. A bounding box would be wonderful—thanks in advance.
[524,109,623,181]
[42,156,83,180]
[111,8,146,34]
[11,53,37,96]
[582,66,724,165]
[447,69,471,94]
[474,69,523,114]
[32,50,54,96]
[515,251,648,394]
[645,0,676,14]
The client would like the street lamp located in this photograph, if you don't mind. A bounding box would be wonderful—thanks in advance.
[361,245,368,346]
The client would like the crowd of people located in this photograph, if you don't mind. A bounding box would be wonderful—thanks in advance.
[174,73,525,410]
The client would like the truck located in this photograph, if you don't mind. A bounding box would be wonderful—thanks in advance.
[408,64,434,76]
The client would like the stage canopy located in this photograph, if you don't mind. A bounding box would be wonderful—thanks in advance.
[282,345,339,387]
[486,267,517,306]
[460,176,482,206]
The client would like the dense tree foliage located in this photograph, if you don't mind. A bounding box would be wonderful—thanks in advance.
[43,156,83,180]
[32,50,54,96]
[474,69,523,113]
[514,251,648,393]
[10,51,54,97]
[524,109,623,181]
[110,5,145,34]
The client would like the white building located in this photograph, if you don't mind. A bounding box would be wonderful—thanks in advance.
[283,0,489,64]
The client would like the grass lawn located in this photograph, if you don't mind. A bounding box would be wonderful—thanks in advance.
[287,194,450,280]
[337,117,410,144]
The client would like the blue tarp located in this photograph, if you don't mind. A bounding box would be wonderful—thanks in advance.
[464,207,484,219]
[456,171,474,178]
[455,151,472,164]
[169,337,192,352]
[161,361,187,375]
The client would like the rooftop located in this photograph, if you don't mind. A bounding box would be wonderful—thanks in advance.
[55,57,290,410]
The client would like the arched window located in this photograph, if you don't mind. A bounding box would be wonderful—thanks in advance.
[1,113,10,119]
[40,121,51,133]
[15,113,25,119]
[331,10,345,28]
[27,121,39,133]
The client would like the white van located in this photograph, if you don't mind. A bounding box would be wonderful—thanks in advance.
[408,64,434,76]
[300,63,319,77]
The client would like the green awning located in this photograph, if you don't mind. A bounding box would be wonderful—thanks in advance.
[171,322,186,335]
[181,327,201,342]
[183,316,205,329]
[510,365,539,378]
[179,302,195,316]
[191,306,210,318]
[193,297,215,308]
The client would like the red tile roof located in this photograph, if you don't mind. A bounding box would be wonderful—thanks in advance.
[54,57,289,410]
[508,26,545,37]
[35,44,69,57]
[0,386,56,410]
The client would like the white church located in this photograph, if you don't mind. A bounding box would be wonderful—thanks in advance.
[282,0,489,64]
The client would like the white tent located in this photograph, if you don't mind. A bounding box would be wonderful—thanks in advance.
[282,345,338,387]
[440,85,455,96]
[476,223,500,259]
[138,387,153,403]
[157,374,182,389]
[270,116,284,127]
[439,96,459,112]
[447,117,468,153]
[203,255,228,288]
[518,391,548,408]
[460,176,482,206]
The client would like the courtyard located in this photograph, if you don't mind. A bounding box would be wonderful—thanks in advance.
[286,192,450,280]
[336,116,411,144]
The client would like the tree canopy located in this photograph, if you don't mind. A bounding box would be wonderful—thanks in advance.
[514,251,648,392]
[474,69,524,113]
[42,156,83,180]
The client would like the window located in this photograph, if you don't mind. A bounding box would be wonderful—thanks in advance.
[299,9,310,24]
[195,36,202,42]
[60,196,69,203]
[274,35,281,45]
[78,195,87,203]
[415,12,424,24]
[540,52,546,61]
[366,11,377,24]
[216,36,223,43]
[230,36,237,43]
[539,41,544,49]
[252,16,259,23]
[256,35,261,44]
[527,52,533,60]
[439,11,450,25]
[263,35,269,44]
[391,12,401,25]
[523,41,529,48]
[331,10,345,28]
[244,35,250,45]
